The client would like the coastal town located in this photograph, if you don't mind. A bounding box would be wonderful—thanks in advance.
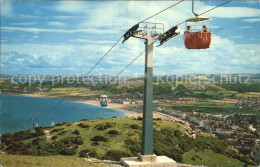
[93,88,260,164]
[1,74,260,166]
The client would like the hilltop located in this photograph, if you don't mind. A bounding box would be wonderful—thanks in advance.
[0,118,256,167]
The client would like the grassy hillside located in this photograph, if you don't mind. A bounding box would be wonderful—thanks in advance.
[182,149,247,167]
[0,78,21,93]
[0,153,102,167]
[0,118,256,167]
[41,87,111,97]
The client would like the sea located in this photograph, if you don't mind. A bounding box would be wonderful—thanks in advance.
[0,94,127,136]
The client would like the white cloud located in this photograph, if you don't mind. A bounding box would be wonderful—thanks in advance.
[150,35,260,74]
[202,6,260,18]
[47,21,66,27]
[52,1,89,14]
[239,26,252,29]
[76,1,260,30]
[230,36,243,39]
[10,22,37,26]
[243,18,260,23]
[70,39,114,44]
[2,1,260,75]
[1,26,116,35]
[1,43,124,74]
[19,14,39,19]
[0,1,12,17]
[249,38,259,41]
[210,26,221,29]
[2,33,260,75]
[53,16,76,19]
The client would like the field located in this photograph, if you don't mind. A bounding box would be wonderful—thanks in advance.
[235,92,260,98]
[160,101,236,113]
[1,118,256,166]
[41,87,112,97]
[235,110,260,115]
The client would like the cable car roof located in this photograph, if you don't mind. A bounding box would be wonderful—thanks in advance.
[185,17,210,22]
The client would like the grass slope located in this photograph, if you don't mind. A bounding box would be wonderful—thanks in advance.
[41,87,111,97]
[0,153,102,167]
[183,149,245,167]
[0,118,256,167]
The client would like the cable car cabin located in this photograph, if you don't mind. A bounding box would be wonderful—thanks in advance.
[100,95,108,107]
[184,17,211,49]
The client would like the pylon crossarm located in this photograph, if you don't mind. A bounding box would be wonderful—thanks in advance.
[122,23,141,44]
[157,25,180,47]
[123,22,164,43]
[133,33,160,40]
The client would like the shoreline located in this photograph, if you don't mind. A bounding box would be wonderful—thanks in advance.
[14,93,144,118]
[2,93,186,120]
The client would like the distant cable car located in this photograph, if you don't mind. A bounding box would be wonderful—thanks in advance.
[183,17,211,49]
[100,95,108,107]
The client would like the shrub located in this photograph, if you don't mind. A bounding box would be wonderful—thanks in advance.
[13,130,35,141]
[55,122,66,127]
[74,137,84,145]
[91,135,108,142]
[54,141,65,148]
[77,123,90,129]
[6,142,27,155]
[1,133,13,140]
[1,133,14,145]
[128,133,136,137]
[1,143,4,149]
[94,122,114,130]
[130,124,140,129]
[72,130,80,135]
[125,139,141,154]
[79,149,97,158]
[51,136,58,140]
[51,128,64,133]
[35,127,45,137]
[59,148,77,155]
[21,147,37,155]
[174,130,182,138]
[108,130,119,135]
[32,138,41,145]
[58,131,67,136]
[104,150,131,161]
[81,119,89,121]
[60,136,84,146]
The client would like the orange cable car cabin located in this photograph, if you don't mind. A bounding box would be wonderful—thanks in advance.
[183,17,211,49]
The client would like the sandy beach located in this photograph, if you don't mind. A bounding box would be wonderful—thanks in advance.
[19,93,171,119]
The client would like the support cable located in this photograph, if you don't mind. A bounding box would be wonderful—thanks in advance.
[47,0,232,121]
[51,50,145,121]
[44,0,185,117]
[176,0,232,26]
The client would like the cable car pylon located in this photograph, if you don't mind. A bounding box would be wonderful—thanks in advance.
[121,22,179,164]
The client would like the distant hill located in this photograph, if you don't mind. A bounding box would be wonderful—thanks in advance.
[181,82,224,91]
[0,78,22,93]
[0,118,256,166]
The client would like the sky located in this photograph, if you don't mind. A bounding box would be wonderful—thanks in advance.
[1,0,260,75]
